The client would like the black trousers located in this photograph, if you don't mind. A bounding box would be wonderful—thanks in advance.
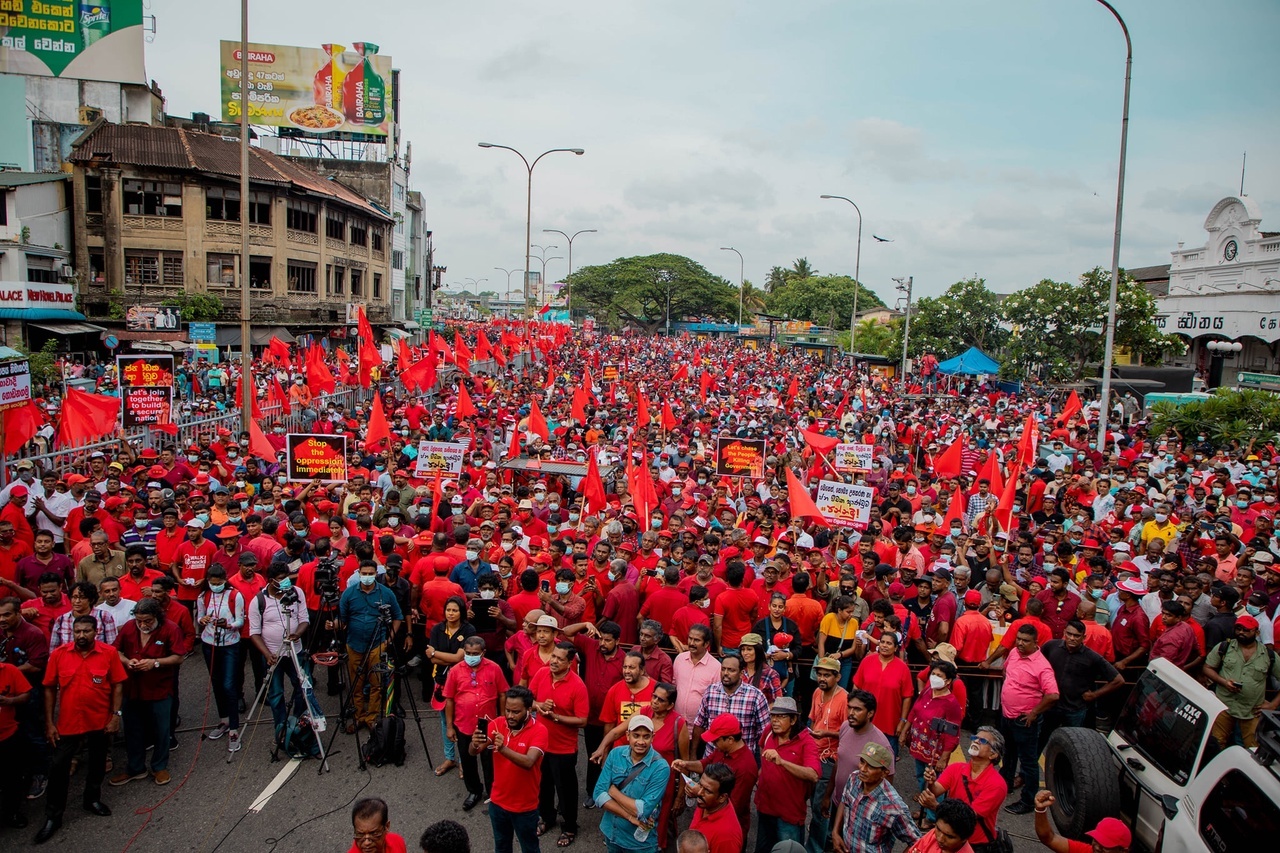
[46,730,108,820]
[0,734,28,820]
[460,741,494,796]
[583,724,605,798]
[538,751,580,833]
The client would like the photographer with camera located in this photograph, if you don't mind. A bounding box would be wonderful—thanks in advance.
[298,538,343,696]
[337,561,403,734]
[248,563,310,733]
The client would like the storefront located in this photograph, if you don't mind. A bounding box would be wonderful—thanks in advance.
[0,282,106,357]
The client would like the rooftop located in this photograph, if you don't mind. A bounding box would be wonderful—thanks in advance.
[0,172,70,188]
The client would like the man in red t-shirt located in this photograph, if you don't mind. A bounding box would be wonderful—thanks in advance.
[712,563,758,650]
[690,762,743,853]
[171,520,217,605]
[344,797,409,853]
[471,684,547,852]
[529,643,589,845]
[1033,790,1131,853]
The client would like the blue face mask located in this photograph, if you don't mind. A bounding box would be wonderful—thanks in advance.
[195,513,210,524]
[1090,588,1104,599]
[256,504,271,513]
[359,574,376,586]
[276,578,292,592]
[464,653,483,667]
[208,583,226,593]
[1246,604,1263,616]
[555,582,571,595]
[836,549,849,561]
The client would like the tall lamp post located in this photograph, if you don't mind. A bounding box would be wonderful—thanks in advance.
[720,247,744,327]
[819,195,863,353]
[893,276,913,382]
[238,0,252,428]
[543,228,596,314]
[1092,0,1132,453]
[529,244,560,305]
[477,143,584,319]
[495,266,521,317]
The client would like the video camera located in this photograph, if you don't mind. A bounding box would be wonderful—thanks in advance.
[314,556,342,604]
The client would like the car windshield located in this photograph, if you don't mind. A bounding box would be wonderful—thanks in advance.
[1115,668,1209,786]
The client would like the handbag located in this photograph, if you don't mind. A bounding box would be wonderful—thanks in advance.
[960,775,1014,853]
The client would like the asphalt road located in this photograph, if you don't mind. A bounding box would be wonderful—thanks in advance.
[5,663,1047,853]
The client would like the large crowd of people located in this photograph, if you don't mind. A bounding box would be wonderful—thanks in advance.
[1,320,1278,853]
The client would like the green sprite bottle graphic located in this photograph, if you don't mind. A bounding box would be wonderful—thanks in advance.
[81,2,113,50]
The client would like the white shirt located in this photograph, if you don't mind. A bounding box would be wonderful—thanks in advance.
[248,591,306,656]
[96,598,138,627]
[37,490,82,544]
[0,478,44,508]
[196,587,246,647]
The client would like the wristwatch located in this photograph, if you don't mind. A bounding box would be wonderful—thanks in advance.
[114,710,123,717]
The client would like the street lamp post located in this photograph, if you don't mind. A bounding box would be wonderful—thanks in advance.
[529,244,559,305]
[238,0,252,429]
[820,195,863,353]
[543,228,596,314]
[720,247,744,327]
[1092,0,1133,453]
[495,267,521,317]
[478,143,584,319]
[894,276,913,382]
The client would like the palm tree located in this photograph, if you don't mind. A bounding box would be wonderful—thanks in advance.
[739,279,767,315]
[765,266,790,293]
[791,258,817,279]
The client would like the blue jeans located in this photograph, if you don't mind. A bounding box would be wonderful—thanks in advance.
[203,642,241,730]
[439,713,457,762]
[267,652,305,732]
[123,696,172,774]
[490,801,541,853]
[806,757,836,853]
[755,812,804,853]
[914,758,937,821]
[1001,715,1042,808]
[838,657,854,690]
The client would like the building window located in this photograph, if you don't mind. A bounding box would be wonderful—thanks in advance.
[250,256,272,289]
[325,213,346,241]
[350,221,368,247]
[27,266,59,284]
[207,188,271,223]
[125,250,183,285]
[392,250,404,271]
[88,249,105,284]
[287,260,317,293]
[350,269,363,297]
[327,265,345,296]
[286,200,318,232]
[373,273,382,299]
[207,253,236,285]
[371,228,384,252]
[123,179,182,217]
[84,176,101,214]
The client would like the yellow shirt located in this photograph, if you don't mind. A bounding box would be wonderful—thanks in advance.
[1140,520,1179,547]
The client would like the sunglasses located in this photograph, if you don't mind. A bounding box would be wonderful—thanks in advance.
[970,736,993,746]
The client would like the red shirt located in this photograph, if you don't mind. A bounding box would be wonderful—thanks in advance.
[114,618,184,701]
[25,595,70,639]
[691,802,744,853]
[853,654,914,737]
[600,678,656,746]
[1110,601,1150,659]
[937,762,1007,845]
[702,744,759,834]
[755,729,821,824]
[345,834,407,853]
[507,590,542,625]
[785,596,826,647]
[173,538,218,601]
[419,577,466,631]
[950,610,994,663]
[443,658,509,736]
[998,616,1053,649]
[528,668,590,754]
[117,569,165,604]
[0,540,33,583]
[0,661,31,740]
[489,715,549,814]
[571,634,626,725]
[713,587,759,648]
[671,604,711,645]
[42,641,127,735]
[153,525,186,570]
[639,585,686,633]
[679,574,727,607]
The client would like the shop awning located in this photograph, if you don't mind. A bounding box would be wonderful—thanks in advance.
[401,321,421,330]
[29,321,108,335]
[384,328,411,340]
[214,326,297,347]
[0,308,89,321]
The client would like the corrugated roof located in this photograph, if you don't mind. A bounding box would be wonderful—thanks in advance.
[69,124,389,220]
[0,172,70,188]
[1128,264,1171,282]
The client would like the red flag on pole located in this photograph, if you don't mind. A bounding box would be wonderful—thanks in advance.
[660,401,679,431]
[364,391,392,451]
[932,436,964,480]
[455,383,477,419]
[785,468,828,526]
[527,398,549,441]
[941,486,966,531]
[1056,390,1083,425]
[993,464,1022,532]
[57,388,120,447]
[636,391,651,430]
[582,451,608,514]
[1016,412,1039,468]
[247,415,278,462]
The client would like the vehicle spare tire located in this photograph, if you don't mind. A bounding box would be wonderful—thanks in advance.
[1043,727,1121,839]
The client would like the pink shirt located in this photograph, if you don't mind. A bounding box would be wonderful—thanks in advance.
[1000,648,1059,719]
[673,650,722,723]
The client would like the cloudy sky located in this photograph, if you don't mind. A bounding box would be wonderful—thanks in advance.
[146,0,1280,303]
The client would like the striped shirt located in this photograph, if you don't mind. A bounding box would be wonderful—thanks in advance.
[840,776,921,853]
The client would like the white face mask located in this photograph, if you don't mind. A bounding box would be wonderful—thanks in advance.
[479,589,496,600]
[466,550,480,562]
[501,541,515,552]
[929,674,947,691]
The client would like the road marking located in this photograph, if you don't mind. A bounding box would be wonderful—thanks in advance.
[248,759,302,813]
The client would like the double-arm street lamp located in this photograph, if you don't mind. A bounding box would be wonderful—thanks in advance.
[495,267,522,316]
[819,194,863,352]
[478,143,584,319]
[543,228,596,313]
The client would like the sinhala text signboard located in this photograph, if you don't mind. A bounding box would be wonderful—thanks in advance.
[0,1,147,84]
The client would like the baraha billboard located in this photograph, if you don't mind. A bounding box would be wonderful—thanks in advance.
[0,1,147,84]
[219,40,394,138]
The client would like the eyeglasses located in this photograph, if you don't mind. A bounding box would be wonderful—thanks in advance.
[354,828,387,841]
[970,736,992,746]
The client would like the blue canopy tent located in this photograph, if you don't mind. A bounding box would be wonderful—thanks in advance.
[937,346,1000,375]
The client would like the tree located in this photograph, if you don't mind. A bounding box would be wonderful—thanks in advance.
[738,279,768,316]
[565,253,740,333]
[904,277,1007,359]
[765,275,885,326]
[838,318,900,357]
[790,258,817,279]
[765,266,791,294]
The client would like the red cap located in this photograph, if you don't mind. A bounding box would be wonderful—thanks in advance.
[1236,614,1260,630]
[888,581,907,597]
[964,590,983,606]
[218,527,242,539]
[1085,818,1131,849]
[700,712,742,743]
[8,484,27,497]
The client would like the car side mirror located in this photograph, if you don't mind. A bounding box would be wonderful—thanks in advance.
[1161,794,1179,820]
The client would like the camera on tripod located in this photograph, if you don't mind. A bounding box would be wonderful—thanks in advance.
[279,586,301,607]
[314,556,341,604]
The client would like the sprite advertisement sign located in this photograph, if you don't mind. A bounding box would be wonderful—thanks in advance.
[0,1,147,83]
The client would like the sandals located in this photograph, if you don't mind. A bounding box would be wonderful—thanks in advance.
[536,822,550,838]
[557,832,576,848]
[434,760,457,778]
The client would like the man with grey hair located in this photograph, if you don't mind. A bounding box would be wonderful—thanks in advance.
[918,725,1007,851]
[76,531,124,587]
[634,619,673,683]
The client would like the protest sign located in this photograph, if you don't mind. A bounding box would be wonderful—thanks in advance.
[815,480,876,527]
[413,440,468,476]
[602,363,619,381]
[714,437,766,479]
[833,442,874,471]
[117,354,174,428]
[286,434,349,483]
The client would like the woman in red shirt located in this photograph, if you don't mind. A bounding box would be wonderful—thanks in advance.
[853,632,915,757]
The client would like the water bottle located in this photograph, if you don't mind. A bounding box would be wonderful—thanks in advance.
[633,814,653,843]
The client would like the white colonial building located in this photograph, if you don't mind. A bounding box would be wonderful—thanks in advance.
[1155,195,1280,386]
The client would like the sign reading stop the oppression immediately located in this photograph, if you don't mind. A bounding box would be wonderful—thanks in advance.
[815,480,876,527]
[602,364,619,381]
[286,434,349,483]
[714,437,767,479]
[833,443,875,471]
[0,360,32,411]
[117,354,175,428]
[413,441,468,476]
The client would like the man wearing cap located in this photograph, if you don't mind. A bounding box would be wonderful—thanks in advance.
[171,520,217,610]
[831,741,920,853]
[1033,790,1130,853]
[593,714,671,853]
[1202,613,1280,748]
[673,713,758,842]
[807,657,847,853]
[754,695,820,852]
[1109,578,1150,670]
[0,484,35,551]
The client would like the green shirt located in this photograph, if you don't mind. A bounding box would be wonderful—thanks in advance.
[1205,640,1280,719]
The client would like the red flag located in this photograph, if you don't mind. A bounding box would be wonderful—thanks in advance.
[941,486,966,531]
[357,339,380,388]
[456,383,477,419]
[582,451,608,515]
[636,391,651,430]
[2,400,43,456]
[507,420,523,462]
[527,398,549,441]
[247,415,277,461]
[571,387,588,424]
[233,372,264,419]
[699,370,713,402]
[660,401,679,431]
[356,305,376,345]
[266,336,291,366]
[475,331,493,362]
[801,428,841,455]
[993,464,1022,532]
[932,436,964,480]
[401,353,438,393]
[785,377,799,404]
[454,332,472,371]
[1057,390,1083,426]
[269,376,289,412]
[365,391,392,451]
[970,451,1004,497]
[397,338,413,373]
[785,468,828,526]
[671,363,689,382]
[57,388,119,447]
[306,345,335,395]
[1016,412,1039,468]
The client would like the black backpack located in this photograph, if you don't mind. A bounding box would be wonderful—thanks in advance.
[363,715,406,767]
[276,714,321,759]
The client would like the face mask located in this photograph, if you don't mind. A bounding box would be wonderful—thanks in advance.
[466,550,480,562]
[906,485,917,495]
[929,674,947,691]
[502,541,515,552]
[672,487,682,497]
[1154,513,1168,523]
[134,519,148,529]
[836,549,849,561]
[1246,604,1263,616]
[698,599,710,609]
[464,653,483,667]
[187,454,199,463]
[1212,488,1223,496]
[359,574,377,586]
[950,527,962,537]
[697,478,707,486]
[1090,588,1104,599]
[569,512,580,522]
[276,578,293,592]
[1237,500,1249,509]
[651,516,662,527]
[480,589,496,600]
[195,513,210,524]
[555,582,571,595]
[208,582,226,593]
[256,504,271,513]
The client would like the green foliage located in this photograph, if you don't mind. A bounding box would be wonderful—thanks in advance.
[904,277,1007,359]
[838,318,900,357]
[1148,389,1280,448]
[19,340,61,386]
[162,293,224,321]
[105,289,126,320]
[739,279,767,315]
[565,254,740,332]
[766,275,885,326]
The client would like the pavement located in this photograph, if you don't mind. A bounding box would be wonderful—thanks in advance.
[6,663,1047,852]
